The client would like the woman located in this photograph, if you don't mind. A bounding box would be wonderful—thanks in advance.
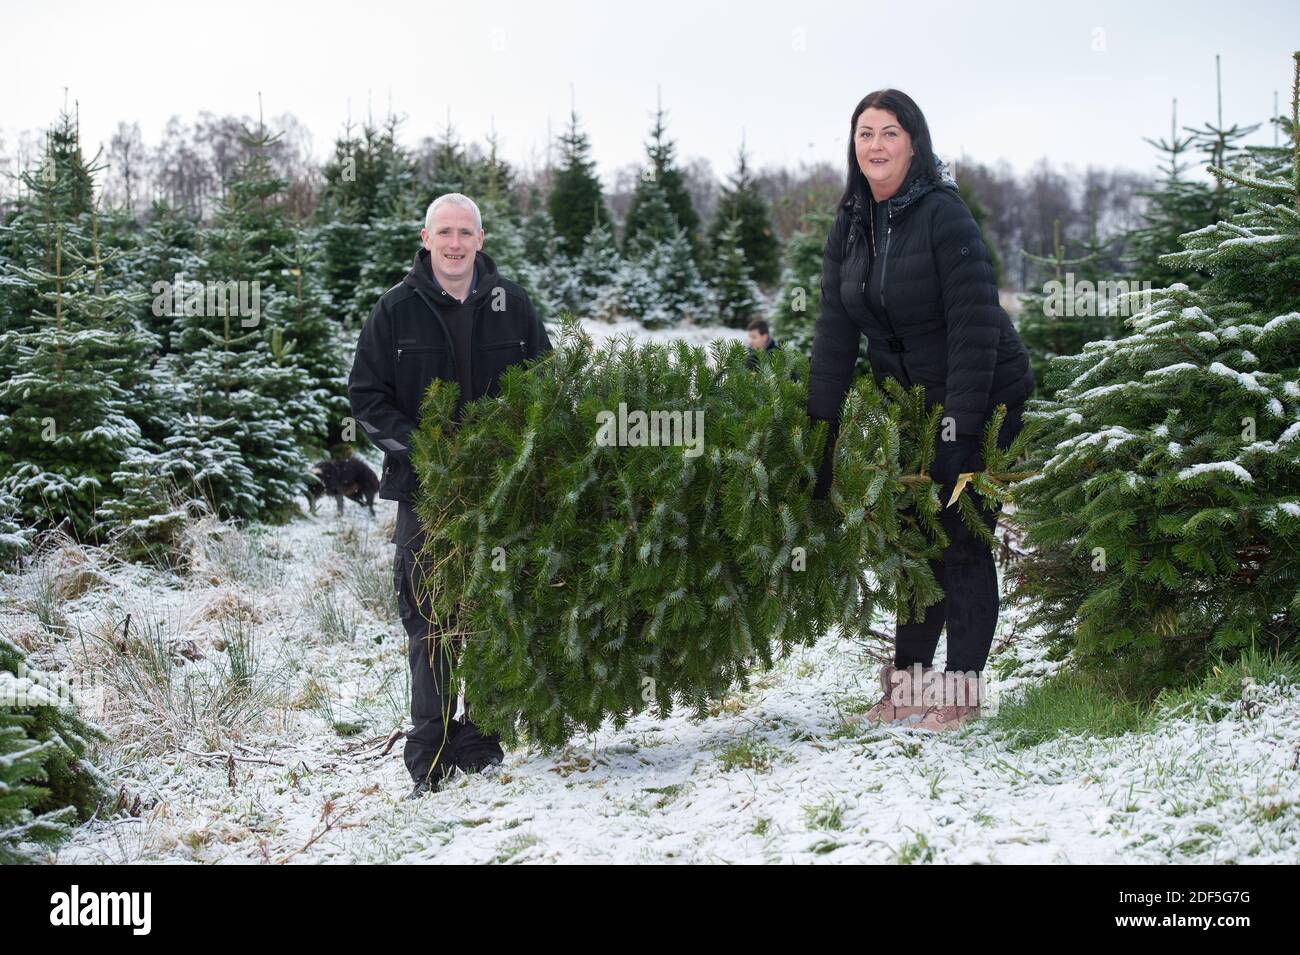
[808,89,1034,732]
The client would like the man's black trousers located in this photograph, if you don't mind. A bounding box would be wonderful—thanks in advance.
[394,544,503,785]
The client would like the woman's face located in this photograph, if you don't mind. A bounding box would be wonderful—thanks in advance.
[855,106,914,200]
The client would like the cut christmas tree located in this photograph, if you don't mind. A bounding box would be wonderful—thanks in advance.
[410,321,1031,747]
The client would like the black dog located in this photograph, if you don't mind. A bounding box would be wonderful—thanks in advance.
[308,458,379,516]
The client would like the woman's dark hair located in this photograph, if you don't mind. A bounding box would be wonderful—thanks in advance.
[838,89,938,209]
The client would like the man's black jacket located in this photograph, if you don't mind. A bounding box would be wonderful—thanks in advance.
[348,246,551,503]
[807,160,1033,438]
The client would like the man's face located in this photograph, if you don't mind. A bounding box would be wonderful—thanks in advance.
[421,205,484,284]
[747,329,770,350]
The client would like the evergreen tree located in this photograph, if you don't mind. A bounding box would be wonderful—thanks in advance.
[0,107,98,337]
[517,190,564,321]
[624,174,679,251]
[563,218,622,319]
[91,202,144,293]
[348,120,424,323]
[319,115,417,224]
[770,210,833,356]
[319,116,417,324]
[471,125,518,212]
[272,226,349,448]
[313,214,369,325]
[710,215,763,328]
[155,408,261,521]
[706,143,780,286]
[652,229,711,324]
[93,448,197,568]
[0,487,34,564]
[424,114,472,199]
[1125,99,1218,292]
[615,180,710,327]
[162,324,307,521]
[123,203,208,467]
[1010,53,1300,682]
[614,230,710,328]
[1,633,106,863]
[522,186,559,264]
[0,194,153,539]
[480,194,528,277]
[482,190,563,331]
[548,109,610,258]
[1017,197,1122,394]
[350,205,423,321]
[134,199,203,356]
[39,103,96,225]
[166,112,316,520]
[197,114,294,304]
[622,98,701,258]
[609,257,667,326]
[1184,54,1262,224]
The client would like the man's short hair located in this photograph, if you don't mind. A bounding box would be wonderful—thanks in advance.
[425,193,483,233]
[746,318,770,335]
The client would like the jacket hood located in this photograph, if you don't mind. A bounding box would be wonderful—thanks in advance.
[403,246,500,307]
[849,153,959,222]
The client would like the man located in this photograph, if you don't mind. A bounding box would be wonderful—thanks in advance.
[348,193,552,798]
[745,317,781,370]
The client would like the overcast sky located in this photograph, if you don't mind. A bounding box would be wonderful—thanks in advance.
[3,0,1297,185]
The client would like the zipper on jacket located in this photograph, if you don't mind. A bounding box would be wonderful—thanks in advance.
[482,338,526,355]
[880,206,891,315]
[882,205,911,385]
[866,202,911,387]
[396,345,445,365]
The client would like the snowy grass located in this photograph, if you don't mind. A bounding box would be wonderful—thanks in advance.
[3,497,1295,864]
[2,320,1296,864]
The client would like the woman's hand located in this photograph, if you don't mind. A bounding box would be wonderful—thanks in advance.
[931,433,981,493]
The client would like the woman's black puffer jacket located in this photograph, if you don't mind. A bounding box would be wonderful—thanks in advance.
[808,157,1034,441]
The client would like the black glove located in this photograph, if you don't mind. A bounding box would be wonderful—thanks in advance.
[810,415,838,500]
[931,433,982,498]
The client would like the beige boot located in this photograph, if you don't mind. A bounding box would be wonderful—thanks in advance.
[865,663,931,725]
[915,672,986,732]
[889,663,933,723]
[863,664,897,724]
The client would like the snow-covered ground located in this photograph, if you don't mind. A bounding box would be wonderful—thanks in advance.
[4,318,1297,865]
[5,493,1297,865]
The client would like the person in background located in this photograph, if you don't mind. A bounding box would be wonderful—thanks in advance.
[745,317,782,370]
